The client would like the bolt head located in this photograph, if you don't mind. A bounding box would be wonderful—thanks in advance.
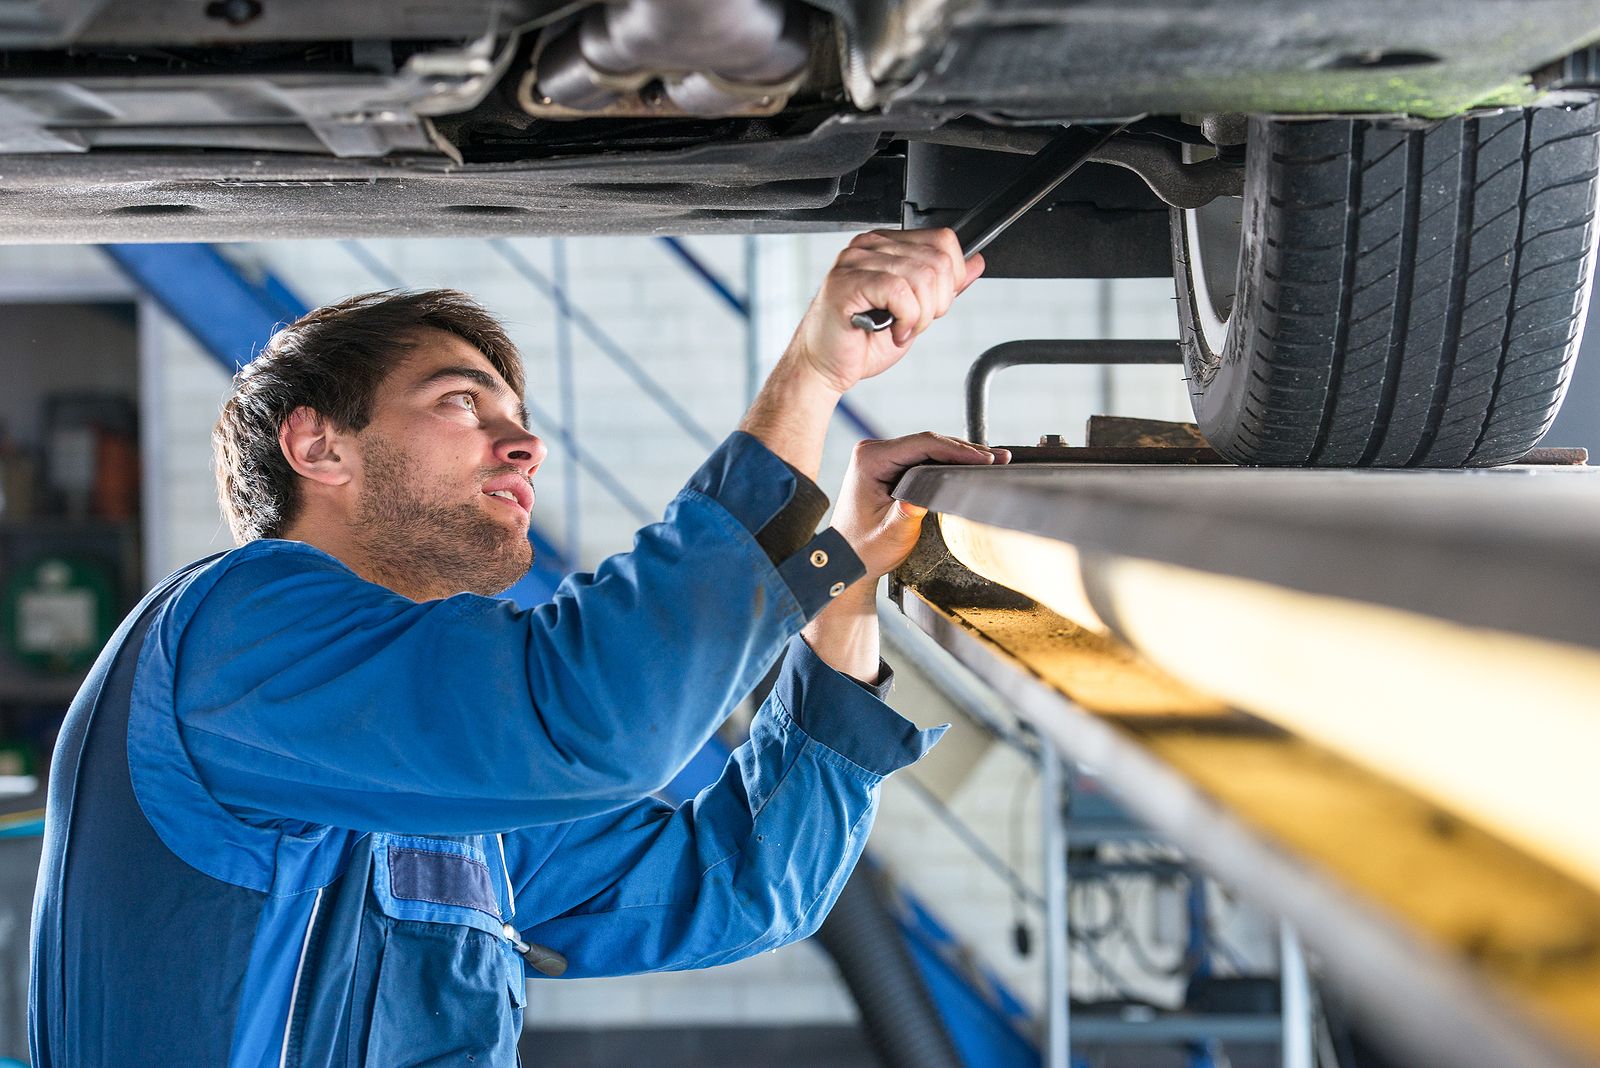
[204,0,263,25]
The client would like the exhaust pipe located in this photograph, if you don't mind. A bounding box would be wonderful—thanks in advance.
[522,0,812,119]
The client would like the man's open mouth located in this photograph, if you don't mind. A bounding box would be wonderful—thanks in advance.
[481,477,534,515]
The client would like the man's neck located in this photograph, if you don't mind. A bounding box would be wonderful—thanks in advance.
[279,517,436,602]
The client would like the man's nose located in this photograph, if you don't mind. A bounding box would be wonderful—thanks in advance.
[496,426,548,473]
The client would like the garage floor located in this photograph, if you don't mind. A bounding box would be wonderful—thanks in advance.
[522,1026,1287,1067]
[522,1026,880,1066]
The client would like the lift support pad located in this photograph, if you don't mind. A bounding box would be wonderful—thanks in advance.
[890,459,1600,1068]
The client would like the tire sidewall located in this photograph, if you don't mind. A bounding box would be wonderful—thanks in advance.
[1171,121,1271,462]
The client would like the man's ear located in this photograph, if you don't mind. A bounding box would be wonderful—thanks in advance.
[279,407,354,488]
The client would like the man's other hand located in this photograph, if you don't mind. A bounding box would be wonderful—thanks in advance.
[790,228,983,394]
[834,433,1011,583]
[800,433,1007,683]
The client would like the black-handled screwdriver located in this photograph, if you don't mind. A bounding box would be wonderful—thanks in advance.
[850,119,1136,334]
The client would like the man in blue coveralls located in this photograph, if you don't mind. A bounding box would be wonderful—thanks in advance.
[30,227,1008,1066]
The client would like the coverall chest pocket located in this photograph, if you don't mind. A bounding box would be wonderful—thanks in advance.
[361,835,527,1066]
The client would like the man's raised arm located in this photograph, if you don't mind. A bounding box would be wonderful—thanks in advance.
[735,228,1009,684]
[738,227,980,479]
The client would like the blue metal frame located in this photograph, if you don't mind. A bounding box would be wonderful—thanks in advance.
[658,236,888,442]
[551,239,582,568]
[894,882,1042,1068]
[659,237,749,317]
[490,238,719,450]
[1183,877,1221,1068]
[0,815,44,838]
[102,244,305,371]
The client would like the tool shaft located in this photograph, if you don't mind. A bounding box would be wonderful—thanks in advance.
[851,120,1133,334]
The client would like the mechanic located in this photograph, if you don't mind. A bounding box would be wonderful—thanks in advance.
[29,227,1005,1066]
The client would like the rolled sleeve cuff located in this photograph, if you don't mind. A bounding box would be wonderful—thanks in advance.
[687,432,865,621]
[686,432,822,554]
[771,635,946,779]
[775,528,866,619]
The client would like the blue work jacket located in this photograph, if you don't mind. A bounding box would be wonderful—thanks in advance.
[30,432,943,1067]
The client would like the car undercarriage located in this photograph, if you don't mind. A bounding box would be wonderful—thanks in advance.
[2,0,1597,466]
[0,0,1590,241]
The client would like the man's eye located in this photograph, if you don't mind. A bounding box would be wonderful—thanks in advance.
[447,392,477,413]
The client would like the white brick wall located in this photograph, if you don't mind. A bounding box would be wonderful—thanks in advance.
[525,946,860,1028]
[143,311,236,576]
[3,234,1230,1031]
[228,235,1191,571]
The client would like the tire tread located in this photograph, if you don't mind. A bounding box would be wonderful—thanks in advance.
[1174,104,1600,467]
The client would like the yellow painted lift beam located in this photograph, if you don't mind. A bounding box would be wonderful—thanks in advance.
[891,459,1600,1068]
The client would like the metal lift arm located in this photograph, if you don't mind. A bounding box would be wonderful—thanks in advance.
[890,459,1600,1068]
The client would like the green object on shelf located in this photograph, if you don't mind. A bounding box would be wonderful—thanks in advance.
[0,742,31,777]
[1,554,116,674]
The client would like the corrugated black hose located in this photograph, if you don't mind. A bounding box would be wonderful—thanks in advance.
[814,864,966,1068]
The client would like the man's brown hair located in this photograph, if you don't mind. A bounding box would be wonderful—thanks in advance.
[213,289,524,544]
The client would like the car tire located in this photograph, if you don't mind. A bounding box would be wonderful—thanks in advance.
[1172,104,1600,466]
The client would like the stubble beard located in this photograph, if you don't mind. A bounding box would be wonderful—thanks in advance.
[353,434,533,599]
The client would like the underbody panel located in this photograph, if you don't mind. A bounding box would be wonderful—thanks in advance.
[0,0,1593,240]
[840,0,1600,118]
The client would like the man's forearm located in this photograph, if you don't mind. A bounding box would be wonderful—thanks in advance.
[737,227,976,480]
[737,353,844,482]
[800,581,881,684]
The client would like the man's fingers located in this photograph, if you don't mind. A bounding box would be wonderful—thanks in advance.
[854,431,1008,484]
[840,268,923,346]
[839,244,960,340]
[850,227,960,257]
[868,243,954,336]
[904,431,1007,466]
[956,252,986,294]
[841,228,970,338]
[892,228,965,298]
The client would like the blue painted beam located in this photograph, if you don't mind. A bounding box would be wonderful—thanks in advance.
[103,243,308,370]
[658,237,749,317]
[0,815,45,838]
[895,883,1041,1068]
[656,235,887,443]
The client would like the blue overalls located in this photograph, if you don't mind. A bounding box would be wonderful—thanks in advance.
[30,433,944,1067]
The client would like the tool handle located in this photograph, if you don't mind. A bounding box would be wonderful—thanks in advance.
[850,120,1132,335]
[850,307,895,333]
